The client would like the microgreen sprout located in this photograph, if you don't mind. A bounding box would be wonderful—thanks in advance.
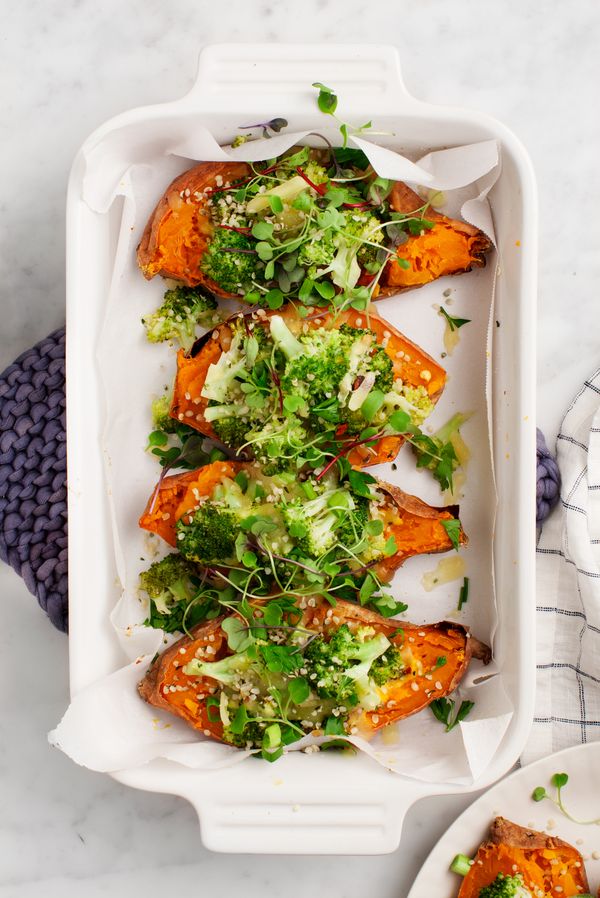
[439,307,471,332]
[531,773,600,824]
[239,117,288,139]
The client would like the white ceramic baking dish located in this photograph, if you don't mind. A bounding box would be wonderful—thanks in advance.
[65,43,537,855]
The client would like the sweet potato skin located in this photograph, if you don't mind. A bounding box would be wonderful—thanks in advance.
[457,816,590,898]
[136,161,251,295]
[138,461,466,580]
[138,596,482,742]
[170,303,446,468]
[379,181,492,295]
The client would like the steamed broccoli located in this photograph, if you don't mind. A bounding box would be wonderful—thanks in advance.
[335,495,370,550]
[200,228,259,294]
[184,650,254,684]
[304,624,390,705]
[397,384,435,427]
[151,394,177,433]
[298,230,337,277]
[139,554,198,616]
[223,717,266,749]
[211,414,251,449]
[142,286,217,349]
[339,210,384,266]
[478,873,531,898]
[175,502,239,563]
[369,645,407,686]
[368,347,394,393]
[249,418,309,474]
[280,485,355,558]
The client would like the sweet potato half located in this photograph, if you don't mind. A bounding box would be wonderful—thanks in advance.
[379,181,492,294]
[137,157,491,300]
[137,161,251,296]
[457,817,590,898]
[138,460,466,582]
[171,303,446,468]
[138,596,486,742]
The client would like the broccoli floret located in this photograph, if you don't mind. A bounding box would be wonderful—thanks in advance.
[281,326,357,404]
[222,717,266,749]
[280,486,352,559]
[336,494,370,549]
[478,873,531,898]
[175,502,239,563]
[339,210,384,266]
[304,624,390,705]
[369,645,407,686]
[398,384,435,427]
[369,347,394,393]
[249,418,310,474]
[304,160,329,186]
[139,554,198,615]
[142,286,217,350]
[200,228,259,294]
[212,414,251,449]
[151,394,177,433]
[298,230,337,277]
[184,650,254,685]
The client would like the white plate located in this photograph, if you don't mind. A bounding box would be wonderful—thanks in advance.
[408,742,600,897]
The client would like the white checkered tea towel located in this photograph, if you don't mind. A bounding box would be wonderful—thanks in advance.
[522,368,600,764]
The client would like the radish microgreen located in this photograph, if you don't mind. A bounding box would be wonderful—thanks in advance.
[531,772,600,824]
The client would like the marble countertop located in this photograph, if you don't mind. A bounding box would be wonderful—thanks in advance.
[2,1,600,895]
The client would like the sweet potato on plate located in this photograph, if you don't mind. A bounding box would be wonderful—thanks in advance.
[170,303,446,468]
[137,161,251,296]
[138,460,466,582]
[457,817,590,898]
[138,596,487,743]
[379,181,492,294]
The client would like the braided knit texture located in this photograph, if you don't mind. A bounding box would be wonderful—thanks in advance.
[536,427,561,525]
[0,329,68,632]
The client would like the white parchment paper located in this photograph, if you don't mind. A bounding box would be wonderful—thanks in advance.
[50,129,512,784]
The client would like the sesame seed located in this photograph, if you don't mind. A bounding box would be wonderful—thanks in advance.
[435,681,443,690]
[410,682,419,692]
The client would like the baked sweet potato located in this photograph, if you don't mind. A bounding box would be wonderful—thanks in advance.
[379,181,492,294]
[137,161,251,296]
[457,817,590,898]
[138,460,466,582]
[170,303,446,468]
[138,595,486,744]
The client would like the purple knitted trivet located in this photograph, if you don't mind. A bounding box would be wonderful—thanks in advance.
[536,427,561,525]
[0,329,68,632]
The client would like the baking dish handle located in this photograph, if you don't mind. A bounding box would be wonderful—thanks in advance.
[183,773,431,854]
[186,43,422,118]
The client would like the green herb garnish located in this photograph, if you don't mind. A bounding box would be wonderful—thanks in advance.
[430,697,475,732]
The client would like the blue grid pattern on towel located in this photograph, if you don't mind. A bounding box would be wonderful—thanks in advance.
[522,370,600,763]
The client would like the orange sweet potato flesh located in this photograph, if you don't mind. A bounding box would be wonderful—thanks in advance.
[138,461,466,581]
[138,596,487,742]
[170,303,446,468]
[458,817,590,898]
[379,182,492,294]
[136,161,251,296]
